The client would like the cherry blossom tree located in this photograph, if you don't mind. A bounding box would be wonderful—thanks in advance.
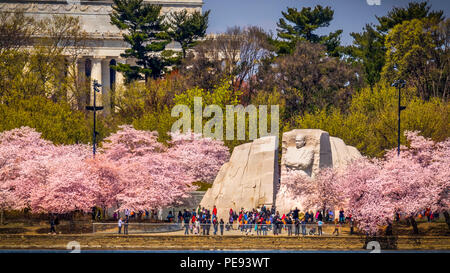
[0,143,20,224]
[303,167,344,215]
[115,152,194,211]
[101,125,166,162]
[101,125,191,211]
[0,127,100,230]
[20,144,94,214]
[379,153,433,234]
[102,125,229,211]
[86,157,124,216]
[0,127,54,223]
[337,158,389,235]
[339,131,449,235]
[429,138,450,229]
[0,127,98,213]
[390,132,450,231]
[167,131,230,183]
[0,125,230,220]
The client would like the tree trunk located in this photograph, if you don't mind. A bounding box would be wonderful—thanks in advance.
[102,206,107,220]
[385,222,393,236]
[0,209,4,225]
[69,212,75,233]
[409,216,419,234]
[405,217,411,226]
[443,211,450,230]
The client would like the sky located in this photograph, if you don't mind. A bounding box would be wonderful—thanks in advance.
[203,0,450,45]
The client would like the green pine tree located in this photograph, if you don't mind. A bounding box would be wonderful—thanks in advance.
[345,1,444,91]
[346,24,386,91]
[275,5,343,56]
[110,0,173,82]
[167,9,210,59]
[376,1,444,33]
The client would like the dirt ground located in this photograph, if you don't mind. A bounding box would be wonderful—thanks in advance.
[0,219,448,250]
[0,233,448,251]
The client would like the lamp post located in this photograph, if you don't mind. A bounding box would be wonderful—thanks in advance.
[391,79,406,156]
[86,80,104,157]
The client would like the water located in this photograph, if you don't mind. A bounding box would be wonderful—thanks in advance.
[0,249,449,253]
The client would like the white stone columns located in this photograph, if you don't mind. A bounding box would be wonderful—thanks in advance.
[115,58,126,86]
[101,58,111,93]
[101,58,111,114]
[77,58,86,80]
[81,56,125,112]
[90,57,103,107]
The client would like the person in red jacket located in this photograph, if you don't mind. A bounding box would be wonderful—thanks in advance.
[213,205,217,217]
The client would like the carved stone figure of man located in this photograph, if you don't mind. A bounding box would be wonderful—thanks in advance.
[284,134,314,176]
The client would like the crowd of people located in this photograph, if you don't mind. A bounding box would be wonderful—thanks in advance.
[113,205,355,236]
[177,205,354,236]
[108,205,358,236]
[56,205,441,235]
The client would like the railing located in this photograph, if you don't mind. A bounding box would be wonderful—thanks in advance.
[92,222,346,236]
[93,222,183,234]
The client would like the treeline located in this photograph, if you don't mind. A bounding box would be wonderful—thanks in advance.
[0,1,448,157]
[0,13,94,144]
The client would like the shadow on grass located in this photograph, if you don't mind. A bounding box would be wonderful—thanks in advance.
[0,227,28,234]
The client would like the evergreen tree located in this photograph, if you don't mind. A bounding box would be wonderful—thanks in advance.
[376,1,444,33]
[110,0,172,82]
[346,24,385,91]
[275,5,342,56]
[167,9,210,59]
[382,18,449,101]
[346,1,444,90]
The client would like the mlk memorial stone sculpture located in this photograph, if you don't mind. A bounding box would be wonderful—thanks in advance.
[200,129,362,217]
[276,129,362,213]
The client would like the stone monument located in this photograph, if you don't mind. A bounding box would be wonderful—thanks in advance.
[200,130,362,217]
[276,129,362,213]
[200,136,279,219]
[280,129,360,178]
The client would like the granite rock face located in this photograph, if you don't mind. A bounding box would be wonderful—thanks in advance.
[276,129,362,213]
[281,129,361,178]
[329,136,362,170]
[200,136,278,219]
[200,130,361,217]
